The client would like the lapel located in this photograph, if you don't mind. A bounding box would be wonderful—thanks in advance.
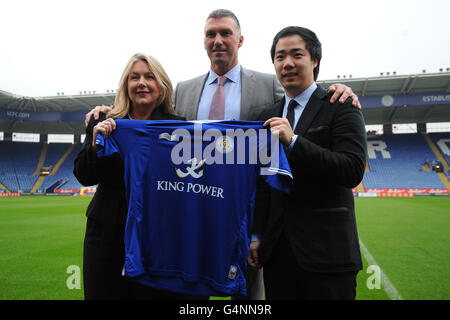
[239,67,255,120]
[273,97,285,118]
[294,85,328,136]
[186,73,208,121]
[151,107,184,120]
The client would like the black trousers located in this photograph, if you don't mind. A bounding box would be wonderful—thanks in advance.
[231,266,265,300]
[83,217,193,300]
[263,235,358,300]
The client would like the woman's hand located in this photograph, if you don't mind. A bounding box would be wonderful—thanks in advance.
[85,105,112,127]
[92,118,117,151]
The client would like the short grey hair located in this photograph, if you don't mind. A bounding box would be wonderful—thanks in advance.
[206,9,241,36]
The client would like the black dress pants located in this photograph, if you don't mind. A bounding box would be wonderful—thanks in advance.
[263,234,358,300]
[83,217,190,300]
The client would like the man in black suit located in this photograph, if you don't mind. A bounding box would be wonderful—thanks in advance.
[249,26,367,300]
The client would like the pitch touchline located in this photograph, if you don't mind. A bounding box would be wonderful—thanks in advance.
[359,240,403,300]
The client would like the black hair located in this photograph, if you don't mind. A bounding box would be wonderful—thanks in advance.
[270,26,322,81]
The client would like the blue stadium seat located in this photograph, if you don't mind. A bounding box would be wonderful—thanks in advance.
[428,132,450,168]
[0,141,83,193]
[0,141,41,192]
[1,133,448,193]
[40,143,84,191]
[364,133,445,189]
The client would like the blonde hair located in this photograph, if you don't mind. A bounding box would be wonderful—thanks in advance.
[108,53,175,119]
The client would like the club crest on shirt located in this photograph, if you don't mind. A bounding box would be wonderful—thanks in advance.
[215,135,234,154]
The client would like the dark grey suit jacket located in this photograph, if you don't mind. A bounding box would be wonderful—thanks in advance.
[254,85,367,273]
[173,67,283,121]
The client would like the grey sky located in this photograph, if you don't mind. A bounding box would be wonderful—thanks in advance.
[1,0,449,97]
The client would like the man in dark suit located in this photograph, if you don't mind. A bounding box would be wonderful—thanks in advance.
[249,26,367,300]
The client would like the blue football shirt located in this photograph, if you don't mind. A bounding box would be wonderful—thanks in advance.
[96,119,292,296]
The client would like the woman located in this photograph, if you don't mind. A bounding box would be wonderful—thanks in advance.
[74,53,185,299]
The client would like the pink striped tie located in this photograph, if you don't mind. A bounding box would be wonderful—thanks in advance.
[208,76,227,120]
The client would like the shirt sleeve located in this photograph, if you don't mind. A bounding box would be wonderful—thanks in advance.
[258,130,293,193]
[96,133,120,158]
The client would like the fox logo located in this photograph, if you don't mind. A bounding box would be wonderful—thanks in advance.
[176,158,207,179]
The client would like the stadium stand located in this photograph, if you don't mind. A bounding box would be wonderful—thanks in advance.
[0,140,83,193]
[3,133,448,194]
[0,142,20,192]
[1,71,449,195]
[40,143,84,191]
[364,133,446,189]
[0,141,41,192]
[428,132,450,170]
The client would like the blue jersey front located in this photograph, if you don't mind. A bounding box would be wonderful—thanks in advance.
[96,119,292,296]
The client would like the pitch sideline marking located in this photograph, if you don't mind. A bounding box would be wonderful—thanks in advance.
[359,240,403,300]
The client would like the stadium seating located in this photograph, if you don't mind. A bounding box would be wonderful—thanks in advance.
[364,133,446,189]
[40,143,84,191]
[1,132,449,193]
[0,141,41,192]
[0,141,83,193]
[428,132,450,168]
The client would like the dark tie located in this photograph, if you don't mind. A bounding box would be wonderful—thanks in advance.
[286,99,298,129]
[208,76,227,120]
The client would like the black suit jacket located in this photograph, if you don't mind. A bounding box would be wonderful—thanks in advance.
[254,85,367,273]
[73,109,185,227]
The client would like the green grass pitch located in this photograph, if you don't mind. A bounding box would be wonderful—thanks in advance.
[0,195,448,300]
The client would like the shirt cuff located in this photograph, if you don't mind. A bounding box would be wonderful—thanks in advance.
[287,134,298,152]
[251,234,260,242]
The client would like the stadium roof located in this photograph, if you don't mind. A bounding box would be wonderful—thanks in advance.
[1,71,449,134]
[317,71,450,125]
[0,90,115,134]
[319,71,450,95]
